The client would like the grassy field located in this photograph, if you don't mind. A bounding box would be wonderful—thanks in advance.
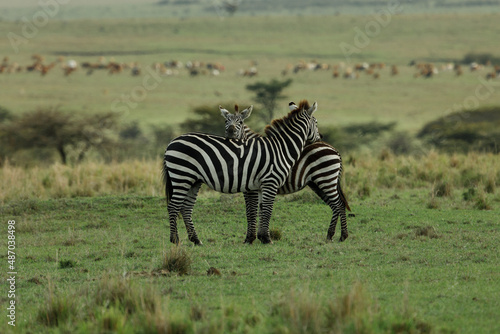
[1,14,500,135]
[1,153,499,332]
[1,7,500,333]
[0,188,499,333]
[2,0,500,20]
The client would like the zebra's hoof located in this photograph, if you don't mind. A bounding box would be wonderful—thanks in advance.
[170,236,180,244]
[339,231,348,242]
[244,235,256,244]
[258,237,273,244]
[193,240,203,246]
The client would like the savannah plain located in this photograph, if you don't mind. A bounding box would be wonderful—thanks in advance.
[0,1,499,333]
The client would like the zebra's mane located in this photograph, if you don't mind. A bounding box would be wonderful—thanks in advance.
[264,100,310,137]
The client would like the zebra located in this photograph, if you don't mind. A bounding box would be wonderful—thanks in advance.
[220,102,351,242]
[162,100,321,245]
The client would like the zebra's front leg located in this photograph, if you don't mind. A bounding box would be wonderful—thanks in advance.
[180,182,203,245]
[257,187,278,244]
[243,191,259,244]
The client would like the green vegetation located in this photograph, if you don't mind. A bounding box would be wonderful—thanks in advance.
[1,189,499,333]
[246,78,293,124]
[418,106,500,154]
[2,151,499,204]
[1,6,500,333]
[1,14,500,136]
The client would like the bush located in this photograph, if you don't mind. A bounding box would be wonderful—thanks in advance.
[321,121,396,152]
[418,106,500,154]
[386,132,415,155]
[180,104,224,136]
[461,52,500,65]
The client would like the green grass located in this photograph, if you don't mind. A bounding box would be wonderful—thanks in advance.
[0,189,499,333]
[1,14,500,135]
[1,10,500,333]
[2,0,500,20]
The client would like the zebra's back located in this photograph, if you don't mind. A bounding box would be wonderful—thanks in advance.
[278,142,342,195]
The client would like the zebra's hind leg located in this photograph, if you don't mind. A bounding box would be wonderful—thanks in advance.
[326,209,339,242]
[243,191,259,244]
[326,202,349,242]
[168,195,185,244]
[180,182,203,245]
[338,204,349,242]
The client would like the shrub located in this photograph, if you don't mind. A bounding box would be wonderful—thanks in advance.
[386,132,415,155]
[180,104,228,136]
[321,121,396,152]
[418,106,500,154]
[460,52,500,65]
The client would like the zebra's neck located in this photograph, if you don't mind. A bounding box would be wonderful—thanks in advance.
[242,125,260,140]
[263,112,310,167]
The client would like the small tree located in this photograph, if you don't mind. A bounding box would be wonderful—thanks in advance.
[246,78,293,124]
[180,104,227,136]
[3,107,120,164]
[223,0,239,15]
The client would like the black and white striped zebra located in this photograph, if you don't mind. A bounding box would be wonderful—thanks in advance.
[221,102,351,242]
[163,100,321,245]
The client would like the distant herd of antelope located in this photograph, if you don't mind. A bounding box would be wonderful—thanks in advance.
[1,54,499,80]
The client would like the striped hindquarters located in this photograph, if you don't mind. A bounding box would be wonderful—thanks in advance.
[278,142,349,210]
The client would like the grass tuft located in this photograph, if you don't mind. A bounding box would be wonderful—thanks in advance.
[270,227,283,241]
[37,282,77,327]
[463,187,477,201]
[414,226,440,239]
[161,246,191,276]
[433,181,452,197]
[427,196,440,209]
[474,194,492,210]
[58,259,75,269]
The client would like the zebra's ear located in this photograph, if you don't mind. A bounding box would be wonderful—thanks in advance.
[307,102,317,116]
[220,105,230,118]
[241,105,253,120]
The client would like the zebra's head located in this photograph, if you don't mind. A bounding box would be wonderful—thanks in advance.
[297,100,321,144]
[220,104,253,140]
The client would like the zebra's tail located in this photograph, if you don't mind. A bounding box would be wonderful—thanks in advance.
[161,157,172,204]
[338,182,351,212]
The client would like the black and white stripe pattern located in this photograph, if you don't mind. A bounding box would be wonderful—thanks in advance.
[163,100,321,244]
[222,102,350,241]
